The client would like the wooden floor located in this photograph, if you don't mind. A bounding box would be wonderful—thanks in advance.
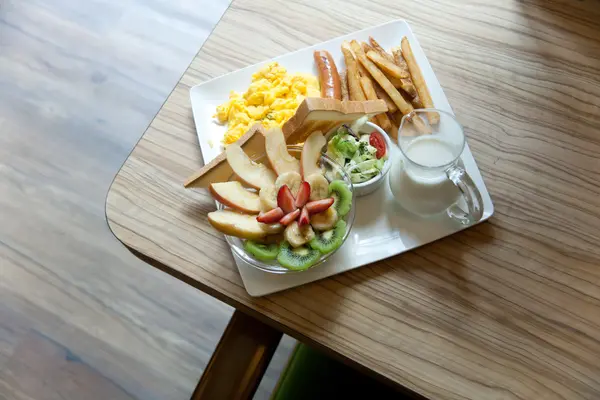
[0,1,294,399]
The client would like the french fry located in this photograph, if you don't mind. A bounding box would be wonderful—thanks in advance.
[369,37,395,63]
[360,77,392,132]
[400,37,438,123]
[389,47,417,99]
[351,40,429,134]
[400,87,423,109]
[410,93,424,110]
[355,44,395,124]
[341,42,365,101]
[357,59,370,78]
[391,47,410,74]
[392,110,430,137]
[361,42,403,89]
[355,44,370,78]
[350,40,413,115]
[353,44,396,112]
[387,75,406,90]
[355,71,382,125]
[366,50,409,79]
[340,70,349,101]
[379,112,393,134]
[392,111,403,127]
[361,42,372,54]
[374,81,397,113]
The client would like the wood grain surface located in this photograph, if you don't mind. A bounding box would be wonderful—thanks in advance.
[0,1,297,399]
[106,0,600,399]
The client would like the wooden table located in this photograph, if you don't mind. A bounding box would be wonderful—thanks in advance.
[106,0,600,399]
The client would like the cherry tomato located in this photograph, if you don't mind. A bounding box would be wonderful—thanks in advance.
[369,131,386,159]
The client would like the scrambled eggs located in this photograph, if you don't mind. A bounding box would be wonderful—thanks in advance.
[215,62,320,144]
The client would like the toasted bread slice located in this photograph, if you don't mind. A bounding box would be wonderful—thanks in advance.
[184,124,266,188]
[184,98,387,189]
[283,98,387,144]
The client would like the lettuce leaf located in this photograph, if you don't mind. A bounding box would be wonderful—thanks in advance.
[327,130,387,184]
[326,130,358,165]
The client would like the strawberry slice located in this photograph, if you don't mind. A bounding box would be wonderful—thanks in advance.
[295,181,311,208]
[369,131,386,159]
[279,209,301,226]
[277,185,297,214]
[256,207,284,224]
[305,197,334,214]
[298,206,310,227]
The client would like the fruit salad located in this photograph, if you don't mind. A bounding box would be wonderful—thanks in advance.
[206,128,353,272]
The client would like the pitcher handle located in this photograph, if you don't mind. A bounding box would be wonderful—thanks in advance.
[445,165,483,225]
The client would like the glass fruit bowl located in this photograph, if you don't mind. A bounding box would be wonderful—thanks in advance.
[218,146,355,274]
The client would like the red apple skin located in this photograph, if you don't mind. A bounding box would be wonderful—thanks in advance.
[208,210,268,240]
[209,183,261,214]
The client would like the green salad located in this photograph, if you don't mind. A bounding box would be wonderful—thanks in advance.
[326,125,388,184]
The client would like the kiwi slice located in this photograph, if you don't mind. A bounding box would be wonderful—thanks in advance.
[277,241,321,271]
[309,220,347,254]
[244,240,279,261]
[329,180,352,217]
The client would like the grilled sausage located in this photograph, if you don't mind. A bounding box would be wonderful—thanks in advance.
[314,50,341,99]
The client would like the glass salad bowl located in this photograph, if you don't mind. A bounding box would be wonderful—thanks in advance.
[218,146,355,274]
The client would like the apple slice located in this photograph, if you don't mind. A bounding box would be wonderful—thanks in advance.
[305,197,334,214]
[208,210,268,240]
[257,207,284,224]
[277,185,297,214]
[209,181,261,214]
[279,209,301,226]
[300,131,326,178]
[226,143,276,190]
[295,181,311,208]
[265,127,300,175]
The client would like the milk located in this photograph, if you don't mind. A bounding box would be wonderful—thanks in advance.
[390,136,461,216]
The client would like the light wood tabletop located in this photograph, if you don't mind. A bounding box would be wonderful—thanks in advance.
[106,0,600,399]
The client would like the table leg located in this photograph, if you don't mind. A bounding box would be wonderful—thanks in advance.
[191,310,282,400]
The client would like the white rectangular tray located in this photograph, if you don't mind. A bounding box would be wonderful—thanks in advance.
[190,19,494,297]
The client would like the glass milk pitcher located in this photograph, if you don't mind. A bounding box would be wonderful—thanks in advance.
[389,109,483,225]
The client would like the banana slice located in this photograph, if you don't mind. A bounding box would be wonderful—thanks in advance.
[305,173,329,201]
[310,207,338,231]
[261,223,284,234]
[275,171,302,197]
[259,185,278,211]
[284,221,315,247]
